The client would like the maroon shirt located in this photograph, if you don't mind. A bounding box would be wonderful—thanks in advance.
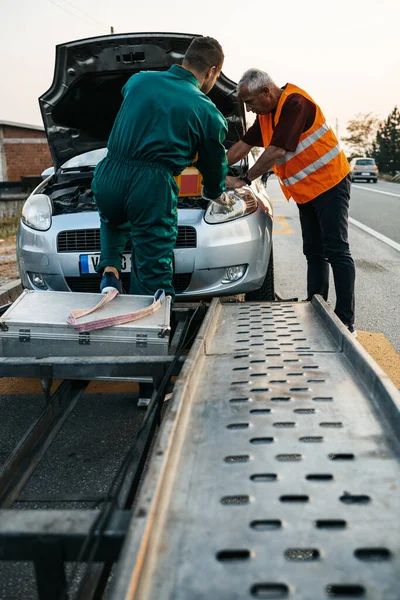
[242,90,316,152]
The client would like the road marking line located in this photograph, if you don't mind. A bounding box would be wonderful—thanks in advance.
[352,185,400,198]
[349,217,400,252]
[273,215,294,234]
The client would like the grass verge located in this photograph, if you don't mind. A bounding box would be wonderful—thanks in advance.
[0,217,19,239]
[379,173,400,184]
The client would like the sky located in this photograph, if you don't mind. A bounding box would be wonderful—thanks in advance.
[1,0,399,140]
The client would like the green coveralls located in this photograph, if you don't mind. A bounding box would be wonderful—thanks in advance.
[92,65,228,299]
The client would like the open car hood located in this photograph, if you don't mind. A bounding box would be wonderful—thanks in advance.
[39,32,246,170]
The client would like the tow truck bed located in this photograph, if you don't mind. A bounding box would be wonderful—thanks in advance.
[111,297,400,600]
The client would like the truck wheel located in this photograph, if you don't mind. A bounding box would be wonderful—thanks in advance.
[246,246,275,301]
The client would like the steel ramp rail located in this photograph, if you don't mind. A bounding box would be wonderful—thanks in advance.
[111,297,400,600]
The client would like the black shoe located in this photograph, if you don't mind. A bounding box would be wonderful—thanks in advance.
[100,272,123,294]
[345,324,357,338]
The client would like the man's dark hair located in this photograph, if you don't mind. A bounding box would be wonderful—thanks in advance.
[183,36,224,72]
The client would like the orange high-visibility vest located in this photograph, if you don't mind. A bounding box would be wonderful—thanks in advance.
[259,83,350,204]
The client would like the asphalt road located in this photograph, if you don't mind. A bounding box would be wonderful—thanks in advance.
[349,180,400,244]
[0,177,399,599]
[0,385,147,600]
[269,176,400,352]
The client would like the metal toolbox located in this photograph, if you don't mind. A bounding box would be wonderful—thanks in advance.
[0,290,171,358]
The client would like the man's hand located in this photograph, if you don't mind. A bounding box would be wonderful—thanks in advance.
[202,191,236,213]
[225,175,245,189]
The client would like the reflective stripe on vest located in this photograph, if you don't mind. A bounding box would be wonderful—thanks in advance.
[282,143,341,186]
[275,122,330,166]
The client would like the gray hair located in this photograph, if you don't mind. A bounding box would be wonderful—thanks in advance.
[237,68,275,94]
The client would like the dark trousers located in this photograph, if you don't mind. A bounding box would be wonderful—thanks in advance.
[297,176,355,325]
[92,156,178,299]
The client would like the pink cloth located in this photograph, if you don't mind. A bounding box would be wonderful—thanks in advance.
[66,290,165,332]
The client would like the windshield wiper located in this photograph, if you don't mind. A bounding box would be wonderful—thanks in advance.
[59,165,97,173]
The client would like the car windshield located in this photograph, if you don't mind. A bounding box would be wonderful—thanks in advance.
[61,148,108,170]
[356,159,375,165]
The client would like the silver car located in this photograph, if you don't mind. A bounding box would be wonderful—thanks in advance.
[349,157,379,183]
[17,33,274,300]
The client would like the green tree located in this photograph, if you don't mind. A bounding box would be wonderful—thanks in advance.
[341,112,380,159]
[371,107,400,175]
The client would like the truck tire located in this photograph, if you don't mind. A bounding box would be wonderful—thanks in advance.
[246,246,275,301]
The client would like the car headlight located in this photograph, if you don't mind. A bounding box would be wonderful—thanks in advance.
[204,188,258,224]
[21,194,52,231]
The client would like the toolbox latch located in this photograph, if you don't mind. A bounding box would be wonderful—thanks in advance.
[79,332,91,345]
[19,328,31,343]
[136,334,148,348]
[158,327,171,339]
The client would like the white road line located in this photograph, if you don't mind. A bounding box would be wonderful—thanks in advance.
[349,217,400,252]
[352,185,400,198]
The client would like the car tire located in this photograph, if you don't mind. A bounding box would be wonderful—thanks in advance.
[373,179,378,183]
[246,246,275,302]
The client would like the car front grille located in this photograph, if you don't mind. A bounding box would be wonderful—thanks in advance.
[57,226,197,252]
[65,273,192,294]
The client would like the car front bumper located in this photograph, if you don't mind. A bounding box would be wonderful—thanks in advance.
[17,207,273,298]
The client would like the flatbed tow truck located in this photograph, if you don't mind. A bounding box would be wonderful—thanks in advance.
[0,294,399,599]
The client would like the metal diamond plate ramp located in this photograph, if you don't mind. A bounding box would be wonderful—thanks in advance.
[111,299,400,600]
[207,303,338,355]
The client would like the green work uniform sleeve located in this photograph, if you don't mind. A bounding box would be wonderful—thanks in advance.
[195,108,228,200]
[121,73,138,97]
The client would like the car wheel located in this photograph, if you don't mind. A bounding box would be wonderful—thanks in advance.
[373,179,378,183]
[246,246,275,301]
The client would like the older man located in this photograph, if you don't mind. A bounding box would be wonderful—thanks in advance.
[226,69,356,335]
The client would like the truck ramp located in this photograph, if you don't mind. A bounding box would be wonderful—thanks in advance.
[111,297,400,600]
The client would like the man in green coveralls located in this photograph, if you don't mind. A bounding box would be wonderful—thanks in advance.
[92,36,234,299]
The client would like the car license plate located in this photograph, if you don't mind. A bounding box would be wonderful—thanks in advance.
[361,172,370,176]
[79,254,131,274]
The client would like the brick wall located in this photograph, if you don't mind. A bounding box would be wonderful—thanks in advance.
[3,125,47,139]
[4,143,51,181]
[0,124,52,182]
